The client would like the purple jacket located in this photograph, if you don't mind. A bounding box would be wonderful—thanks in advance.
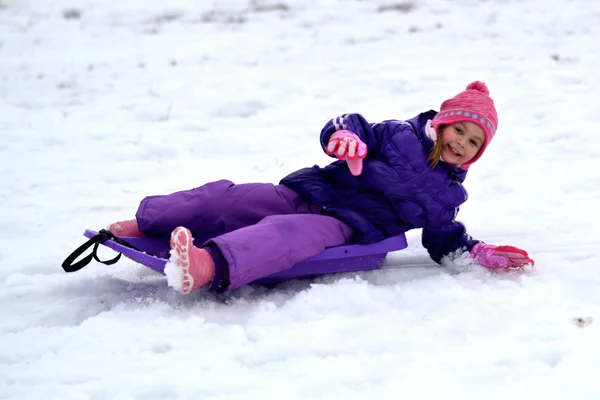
[280,110,480,263]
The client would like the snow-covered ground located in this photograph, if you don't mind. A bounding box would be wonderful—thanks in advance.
[1,0,600,398]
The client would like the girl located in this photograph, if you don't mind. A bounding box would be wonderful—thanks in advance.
[109,81,534,294]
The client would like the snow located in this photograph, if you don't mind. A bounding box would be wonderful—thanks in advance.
[1,0,600,398]
[164,257,185,293]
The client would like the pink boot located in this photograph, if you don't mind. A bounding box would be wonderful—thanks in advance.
[107,219,144,237]
[165,227,215,294]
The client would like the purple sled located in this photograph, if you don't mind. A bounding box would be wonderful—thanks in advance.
[84,230,407,285]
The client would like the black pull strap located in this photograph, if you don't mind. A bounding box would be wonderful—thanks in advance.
[62,229,141,273]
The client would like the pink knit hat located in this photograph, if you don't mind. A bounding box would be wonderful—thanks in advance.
[430,81,498,170]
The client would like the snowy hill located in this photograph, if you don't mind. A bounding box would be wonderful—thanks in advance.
[1,0,600,398]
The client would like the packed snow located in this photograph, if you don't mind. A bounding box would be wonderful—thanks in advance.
[1,0,600,398]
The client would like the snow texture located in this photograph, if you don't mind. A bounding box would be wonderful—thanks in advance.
[164,254,184,293]
[1,0,600,399]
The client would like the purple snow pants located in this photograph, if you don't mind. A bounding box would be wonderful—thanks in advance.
[135,180,353,290]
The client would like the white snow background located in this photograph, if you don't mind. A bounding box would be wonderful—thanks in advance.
[1,0,600,398]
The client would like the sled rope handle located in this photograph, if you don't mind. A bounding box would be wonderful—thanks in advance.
[61,229,142,273]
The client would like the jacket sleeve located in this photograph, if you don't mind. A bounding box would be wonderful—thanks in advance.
[421,213,480,263]
[319,113,386,158]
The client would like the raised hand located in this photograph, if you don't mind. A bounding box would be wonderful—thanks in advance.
[325,130,367,176]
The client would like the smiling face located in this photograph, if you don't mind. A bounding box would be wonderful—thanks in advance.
[439,122,485,166]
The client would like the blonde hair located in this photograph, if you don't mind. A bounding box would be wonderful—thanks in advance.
[427,125,445,169]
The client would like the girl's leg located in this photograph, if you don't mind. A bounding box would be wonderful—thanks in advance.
[209,213,353,290]
[132,180,317,240]
[166,214,352,293]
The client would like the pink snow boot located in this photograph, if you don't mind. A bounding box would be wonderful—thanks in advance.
[166,227,215,294]
[107,219,144,237]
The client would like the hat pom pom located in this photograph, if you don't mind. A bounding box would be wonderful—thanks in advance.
[466,81,490,95]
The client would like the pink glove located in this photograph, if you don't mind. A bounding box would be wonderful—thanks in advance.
[325,130,367,176]
[471,243,535,269]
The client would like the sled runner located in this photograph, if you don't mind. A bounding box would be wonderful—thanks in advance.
[62,229,407,285]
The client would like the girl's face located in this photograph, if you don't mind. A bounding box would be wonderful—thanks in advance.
[439,122,485,166]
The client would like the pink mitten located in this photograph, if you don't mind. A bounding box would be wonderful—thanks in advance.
[325,130,367,176]
[471,243,535,269]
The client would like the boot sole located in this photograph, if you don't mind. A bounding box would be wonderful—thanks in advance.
[170,227,195,294]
